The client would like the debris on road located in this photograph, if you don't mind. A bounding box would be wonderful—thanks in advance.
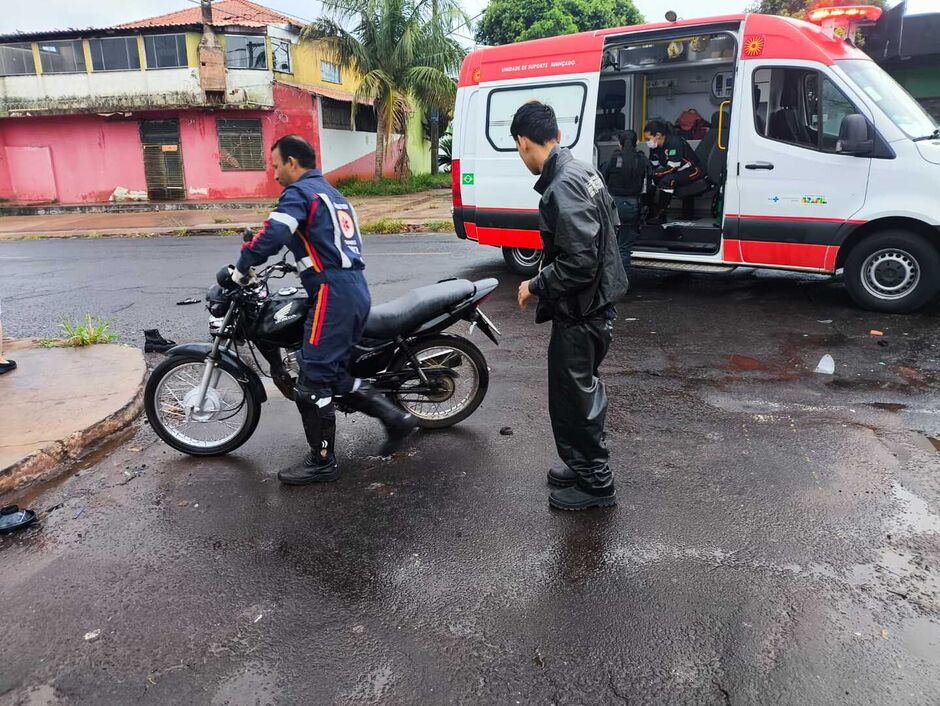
[144,329,177,354]
[818,319,833,324]
[176,297,201,305]
[500,426,514,436]
[73,508,85,520]
[0,505,38,535]
[814,354,835,375]
[870,330,885,337]
[84,629,101,642]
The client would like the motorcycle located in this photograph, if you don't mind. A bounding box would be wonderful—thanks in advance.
[144,250,500,456]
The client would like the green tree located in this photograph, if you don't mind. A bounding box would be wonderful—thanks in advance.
[476,0,644,45]
[304,0,466,181]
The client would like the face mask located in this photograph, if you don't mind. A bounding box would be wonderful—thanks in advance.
[646,138,658,149]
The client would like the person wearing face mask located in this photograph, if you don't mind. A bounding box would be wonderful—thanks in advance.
[643,120,704,225]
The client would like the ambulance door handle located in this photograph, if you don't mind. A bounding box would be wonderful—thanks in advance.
[745,161,774,170]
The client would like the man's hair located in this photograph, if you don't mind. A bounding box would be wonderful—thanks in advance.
[619,129,638,149]
[272,134,316,169]
[510,101,559,145]
[643,120,668,137]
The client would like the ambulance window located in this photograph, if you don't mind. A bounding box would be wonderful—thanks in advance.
[754,67,862,153]
[485,83,587,151]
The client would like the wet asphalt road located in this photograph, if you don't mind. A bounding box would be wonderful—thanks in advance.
[2,235,940,705]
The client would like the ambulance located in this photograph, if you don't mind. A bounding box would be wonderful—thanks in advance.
[450,7,940,312]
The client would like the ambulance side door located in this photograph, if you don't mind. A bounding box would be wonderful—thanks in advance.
[729,59,872,270]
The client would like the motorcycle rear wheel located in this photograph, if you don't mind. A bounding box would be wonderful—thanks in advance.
[145,354,262,456]
[388,335,489,429]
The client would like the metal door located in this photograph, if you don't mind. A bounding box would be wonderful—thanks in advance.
[140,120,185,200]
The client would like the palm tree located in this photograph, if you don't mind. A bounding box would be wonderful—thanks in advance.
[303,0,466,181]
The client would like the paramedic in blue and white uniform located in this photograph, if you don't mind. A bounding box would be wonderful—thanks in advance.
[234,135,415,485]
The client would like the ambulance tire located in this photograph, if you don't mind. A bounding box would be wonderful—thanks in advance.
[502,247,541,276]
[844,230,940,313]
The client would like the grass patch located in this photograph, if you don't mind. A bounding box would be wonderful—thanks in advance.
[173,227,189,237]
[212,215,232,224]
[42,314,116,347]
[360,219,408,234]
[424,220,454,233]
[336,173,450,197]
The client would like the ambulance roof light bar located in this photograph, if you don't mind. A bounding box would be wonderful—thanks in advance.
[807,5,883,40]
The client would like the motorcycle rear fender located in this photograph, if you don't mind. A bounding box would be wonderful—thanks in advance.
[165,343,268,403]
[412,277,500,338]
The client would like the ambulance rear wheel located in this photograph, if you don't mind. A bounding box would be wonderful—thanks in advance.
[502,247,541,276]
[844,230,940,313]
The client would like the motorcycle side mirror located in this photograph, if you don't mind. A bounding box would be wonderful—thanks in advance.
[243,227,254,243]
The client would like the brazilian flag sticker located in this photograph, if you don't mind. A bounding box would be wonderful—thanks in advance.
[462,173,475,185]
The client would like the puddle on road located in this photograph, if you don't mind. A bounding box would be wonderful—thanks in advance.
[726,354,773,372]
[887,482,940,536]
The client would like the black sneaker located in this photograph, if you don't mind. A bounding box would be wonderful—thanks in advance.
[546,463,576,488]
[549,486,617,511]
[277,451,339,485]
[0,360,16,375]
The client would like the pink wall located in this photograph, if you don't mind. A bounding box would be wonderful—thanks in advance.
[179,84,318,200]
[0,115,146,203]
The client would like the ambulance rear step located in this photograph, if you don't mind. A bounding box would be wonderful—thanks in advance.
[632,259,737,273]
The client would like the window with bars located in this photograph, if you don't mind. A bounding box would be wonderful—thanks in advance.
[38,40,86,74]
[89,37,140,72]
[217,119,266,171]
[0,43,36,76]
[271,38,292,73]
[321,98,378,133]
[320,60,341,84]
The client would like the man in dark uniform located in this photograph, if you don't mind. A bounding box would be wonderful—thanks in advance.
[234,135,416,485]
[513,102,629,511]
[643,119,704,225]
[601,129,650,269]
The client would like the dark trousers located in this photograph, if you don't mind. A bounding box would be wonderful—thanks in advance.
[652,169,704,219]
[612,195,641,268]
[548,316,614,490]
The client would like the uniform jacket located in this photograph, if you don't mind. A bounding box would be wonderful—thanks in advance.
[528,146,629,322]
[237,170,365,295]
[648,134,702,181]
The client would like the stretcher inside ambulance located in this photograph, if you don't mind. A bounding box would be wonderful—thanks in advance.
[451,7,940,312]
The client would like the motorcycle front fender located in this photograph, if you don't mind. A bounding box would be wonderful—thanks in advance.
[165,343,268,404]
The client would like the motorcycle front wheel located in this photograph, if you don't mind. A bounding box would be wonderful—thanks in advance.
[144,354,262,456]
[388,335,489,429]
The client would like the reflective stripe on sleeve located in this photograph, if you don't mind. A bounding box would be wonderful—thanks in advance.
[268,212,299,232]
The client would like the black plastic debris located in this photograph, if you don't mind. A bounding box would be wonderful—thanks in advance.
[144,329,177,354]
[176,297,201,306]
[499,426,514,436]
[0,505,37,535]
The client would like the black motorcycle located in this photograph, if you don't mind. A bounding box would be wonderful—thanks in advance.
[144,256,500,456]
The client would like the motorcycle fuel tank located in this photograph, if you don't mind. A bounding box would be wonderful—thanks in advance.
[254,288,308,347]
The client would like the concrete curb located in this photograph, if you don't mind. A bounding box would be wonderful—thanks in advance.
[0,222,456,241]
[0,362,146,497]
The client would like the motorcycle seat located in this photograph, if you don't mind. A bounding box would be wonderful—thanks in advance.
[364,279,476,339]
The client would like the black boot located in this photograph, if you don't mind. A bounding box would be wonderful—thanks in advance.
[547,463,576,488]
[341,382,417,455]
[549,483,617,511]
[279,382,339,485]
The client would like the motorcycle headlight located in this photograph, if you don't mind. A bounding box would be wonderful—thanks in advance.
[206,284,231,317]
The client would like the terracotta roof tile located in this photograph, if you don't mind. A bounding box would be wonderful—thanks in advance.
[118,0,305,30]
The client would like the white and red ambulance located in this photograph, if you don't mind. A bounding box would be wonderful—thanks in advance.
[450,7,940,312]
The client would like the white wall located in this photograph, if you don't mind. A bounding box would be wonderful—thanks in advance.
[319,127,377,173]
[0,68,204,112]
[226,69,274,107]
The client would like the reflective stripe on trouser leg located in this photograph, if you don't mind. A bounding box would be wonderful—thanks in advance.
[294,378,336,459]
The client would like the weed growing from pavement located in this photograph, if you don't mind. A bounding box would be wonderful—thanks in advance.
[361,219,408,234]
[425,220,454,233]
[42,315,117,347]
[173,227,188,237]
[212,216,232,224]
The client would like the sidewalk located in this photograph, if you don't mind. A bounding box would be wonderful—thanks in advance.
[0,190,452,240]
[0,339,145,495]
